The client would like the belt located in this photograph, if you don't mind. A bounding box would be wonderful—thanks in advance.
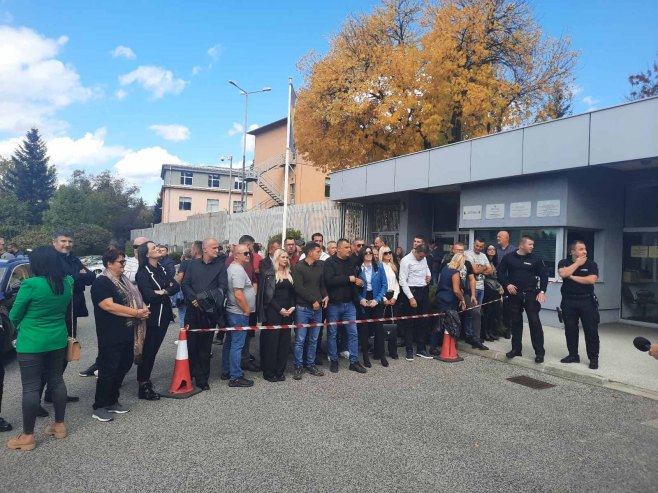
[410,285,427,291]
[562,293,593,299]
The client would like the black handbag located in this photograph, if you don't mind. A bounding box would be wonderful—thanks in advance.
[195,288,226,322]
[484,277,501,292]
[438,309,461,338]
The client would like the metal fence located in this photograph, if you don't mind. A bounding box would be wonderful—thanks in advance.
[131,201,364,250]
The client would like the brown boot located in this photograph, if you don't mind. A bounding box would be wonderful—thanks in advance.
[45,422,67,439]
[7,434,36,451]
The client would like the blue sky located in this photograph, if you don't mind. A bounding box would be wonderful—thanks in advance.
[0,0,656,203]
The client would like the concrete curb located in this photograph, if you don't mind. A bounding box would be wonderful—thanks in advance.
[459,345,658,401]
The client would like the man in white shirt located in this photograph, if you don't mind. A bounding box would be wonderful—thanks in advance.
[299,232,330,261]
[124,236,149,284]
[398,244,432,361]
[465,238,493,343]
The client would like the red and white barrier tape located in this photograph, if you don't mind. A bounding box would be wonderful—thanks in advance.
[184,297,503,333]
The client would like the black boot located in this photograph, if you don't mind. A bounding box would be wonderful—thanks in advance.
[362,354,372,368]
[138,382,161,401]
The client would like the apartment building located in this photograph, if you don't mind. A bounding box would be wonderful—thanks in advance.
[247,118,330,209]
[160,163,253,223]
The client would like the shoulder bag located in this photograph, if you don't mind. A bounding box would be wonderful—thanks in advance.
[66,279,81,361]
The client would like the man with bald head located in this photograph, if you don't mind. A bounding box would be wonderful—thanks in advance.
[496,230,517,339]
[181,238,228,390]
[124,236,150,283]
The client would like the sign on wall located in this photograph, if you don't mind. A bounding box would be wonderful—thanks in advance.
[510,201,531,218]
[536,200,560,217]
[485,203,505,219]
[462,205,482,220]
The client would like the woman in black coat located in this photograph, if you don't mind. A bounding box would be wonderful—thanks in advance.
[135,242,180,400]
[257,249,294,382]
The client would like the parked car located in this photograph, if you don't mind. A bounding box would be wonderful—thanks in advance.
[87,260,105,275]
[0,257,31,354]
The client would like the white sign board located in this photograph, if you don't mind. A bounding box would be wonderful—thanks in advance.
[510,201,531,218]
[485,203,505,219]
[462,205,482,220]
[536,200,560,218]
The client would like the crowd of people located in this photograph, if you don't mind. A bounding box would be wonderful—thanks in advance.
[1,227,607,451]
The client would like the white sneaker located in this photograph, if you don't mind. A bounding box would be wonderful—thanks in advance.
[340,351,350,359]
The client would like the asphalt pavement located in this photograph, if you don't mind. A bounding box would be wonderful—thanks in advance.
[1,310,657,492]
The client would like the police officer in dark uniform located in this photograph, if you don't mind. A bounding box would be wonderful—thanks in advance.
[497,235,548,363]
[557,240,600,369]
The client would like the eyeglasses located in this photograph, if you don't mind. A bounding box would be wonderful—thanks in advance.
[383,251,392,256]
[236,252,250,256]
[364,251,373,255]
[115,260,127,266]
[356,243,364,248]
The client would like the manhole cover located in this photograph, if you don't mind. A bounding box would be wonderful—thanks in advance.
[507,375,556,390]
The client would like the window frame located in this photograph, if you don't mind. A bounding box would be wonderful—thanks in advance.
[178,196,192,211]
[180,171,193,186]
[206,199,219,212]
[208,174,220,188]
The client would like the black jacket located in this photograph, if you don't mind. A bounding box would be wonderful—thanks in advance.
[58,251,95,319]
[324,255,360,305]
[257,263,274,324]
[136,263,180,327]
[497,251,548,292]
[159,255,176,278]
[181,257,228,304]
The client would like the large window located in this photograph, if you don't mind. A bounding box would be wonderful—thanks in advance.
[208,174,220,188]
[622,231,658,324]
[474,228,559,277]
[234,178,244,190]
[207,199,219,212]
[180,171,193,185]
[233,200,244,213]
[178,196,192,211]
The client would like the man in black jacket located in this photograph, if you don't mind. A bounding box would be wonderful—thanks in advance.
[497,235,548,363]
[44,228,95,405]
[324,239,367,374]
[181,238,228,390]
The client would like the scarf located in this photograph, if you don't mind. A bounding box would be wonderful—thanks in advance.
[100,268,147,364]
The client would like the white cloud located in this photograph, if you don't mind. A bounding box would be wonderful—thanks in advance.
[207,44,221,62]
[48,128,127,172]
[582,95,599,111]
[114,146,184,183]
[119,65,187,99]
[0,26,95,132]
[115,89,127,100]
[110,45,136,59]
[0,135,22,159]
[149,124,190,142]
[192,66,202,76]
[227,122,259,152]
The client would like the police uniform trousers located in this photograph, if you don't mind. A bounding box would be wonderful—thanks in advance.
[508,290,544,357]
[561,294,599,360]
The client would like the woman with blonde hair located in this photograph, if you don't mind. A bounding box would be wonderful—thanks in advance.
[257,248,294,382]
[379,246,400,359]
[436,253,467,313]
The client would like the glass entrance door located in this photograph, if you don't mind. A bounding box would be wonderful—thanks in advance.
[621,231,658,324]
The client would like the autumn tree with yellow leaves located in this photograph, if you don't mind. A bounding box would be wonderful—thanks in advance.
[295,0,579,171]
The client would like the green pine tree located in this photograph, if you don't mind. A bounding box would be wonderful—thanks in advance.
[2,128,57,225]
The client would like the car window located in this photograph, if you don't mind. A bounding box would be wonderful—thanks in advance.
[8,264,32,289]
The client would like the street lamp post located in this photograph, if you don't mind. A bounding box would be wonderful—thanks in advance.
[228,80,271,212]
[220,154,233,214]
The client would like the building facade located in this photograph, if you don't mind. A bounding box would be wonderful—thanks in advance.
[248,118,330,209]
[329,97,658,327]
[160,164,253,223]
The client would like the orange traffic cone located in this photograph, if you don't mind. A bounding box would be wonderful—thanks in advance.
[434,331,464,362]
[162,327,202,399]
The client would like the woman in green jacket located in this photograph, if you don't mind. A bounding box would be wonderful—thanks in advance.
[7,246,73,451]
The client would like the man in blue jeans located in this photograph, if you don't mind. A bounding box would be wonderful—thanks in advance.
[324,239,368,374]
[291,242,329,380]
[222,244,256,387]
